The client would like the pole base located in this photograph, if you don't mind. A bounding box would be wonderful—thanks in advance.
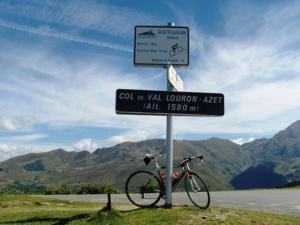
[164,203,173,208]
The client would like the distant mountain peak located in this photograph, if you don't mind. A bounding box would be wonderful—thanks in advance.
[288,120,300,128]
[285,120,300,133]
[50,148,67,153]
[273,120,300,140]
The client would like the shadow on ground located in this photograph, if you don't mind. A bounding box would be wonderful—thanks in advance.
[1,206,171,224]
[1,213,91,225]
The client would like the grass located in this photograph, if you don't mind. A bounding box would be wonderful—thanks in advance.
[0,195,299,225]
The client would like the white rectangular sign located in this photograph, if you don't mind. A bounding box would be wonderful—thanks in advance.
[134,26,189,67]
[168,65,183,91]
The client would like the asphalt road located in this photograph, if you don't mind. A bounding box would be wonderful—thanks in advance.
[40,189,300,216]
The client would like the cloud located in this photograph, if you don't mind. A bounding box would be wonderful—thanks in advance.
[0,144,23,161]
[107,130,151,145]
[0,143,71,162]
[2,0,300,138]
[0,20,132,52]
[175,1,300,135]
[0,0,159,38]
[0,41,149,130]
[231,137,255,145]
[73,138,98,152]
[0,116,38,132]
[0,143,20,154]
[230,80,300,121]
[0,117,19,131]
[0,143,36,161]
[0,133,47,142]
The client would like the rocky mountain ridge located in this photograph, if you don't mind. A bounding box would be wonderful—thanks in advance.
[0,121,300,190]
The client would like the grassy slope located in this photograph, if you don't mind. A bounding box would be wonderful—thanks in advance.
[0,139,249,191]
[0,194,103,225]
[0,195,299,225]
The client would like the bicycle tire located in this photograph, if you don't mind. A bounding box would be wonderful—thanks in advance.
[177,46,183,53]
[125,170,162,208]
[184,171,210,209]
[169,50,175,57]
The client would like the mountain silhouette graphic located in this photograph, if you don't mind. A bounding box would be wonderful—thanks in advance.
[138,30,155,36]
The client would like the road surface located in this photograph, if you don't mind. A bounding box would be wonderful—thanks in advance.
[40,189,300,216]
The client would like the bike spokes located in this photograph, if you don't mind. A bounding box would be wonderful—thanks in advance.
[125,171,162,207]
[185,172,210,209]
[188,176,202,192]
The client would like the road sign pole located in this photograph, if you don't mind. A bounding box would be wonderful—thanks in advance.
[165,22,175,208]
[165,63,174,208]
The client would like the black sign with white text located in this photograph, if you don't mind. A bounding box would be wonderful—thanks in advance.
[115,89,224,116]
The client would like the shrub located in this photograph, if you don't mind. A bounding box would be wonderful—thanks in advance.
[77,184,119,194]
[44,183,120,195]
[2,181,46,194]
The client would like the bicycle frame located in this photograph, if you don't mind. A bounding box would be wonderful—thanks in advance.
[151,156,194,190]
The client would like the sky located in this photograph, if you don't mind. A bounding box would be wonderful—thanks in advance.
[1,0,300,161]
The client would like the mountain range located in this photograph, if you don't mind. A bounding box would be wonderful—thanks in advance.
[0,121,300,191]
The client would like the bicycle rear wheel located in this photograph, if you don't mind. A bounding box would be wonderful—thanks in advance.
[184,171,210,209]
[177,46,183,53]
[125,170,162,208]
[169,50,175,57]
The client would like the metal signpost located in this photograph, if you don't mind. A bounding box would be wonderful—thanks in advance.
[116,23,224,208]
[166,64,173,207]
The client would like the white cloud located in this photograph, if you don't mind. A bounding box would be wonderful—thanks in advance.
[73,138,98,152]
[107,130,151,145]
[0,42,153,130]
[0,0,160,38]
[0,116,38,132]
[231,137,255,145]
[0,133,47,142]
[175,1,300,135]
[0,143,32,161]
[2,0,300,138]
[0,117,19,131]
[0,143,71,162]
[230,80,300,121]
[0,20,132,52]
[0,143,20,154]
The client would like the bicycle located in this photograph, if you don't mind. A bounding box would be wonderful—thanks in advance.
[169,43,183,57]
[125,154,210,209]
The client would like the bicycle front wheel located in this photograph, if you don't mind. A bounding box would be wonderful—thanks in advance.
[177,46,183,53]
[169,50,175,57]
[125,170,162,208]
[184,171,210,209]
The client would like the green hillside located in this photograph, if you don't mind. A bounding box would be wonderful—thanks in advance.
[0,139,247,191]
[238,121,300,188]
[1,121,300,191]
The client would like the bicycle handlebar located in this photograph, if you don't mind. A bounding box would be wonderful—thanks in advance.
[144,154,205,166]
[180,155,205,166]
